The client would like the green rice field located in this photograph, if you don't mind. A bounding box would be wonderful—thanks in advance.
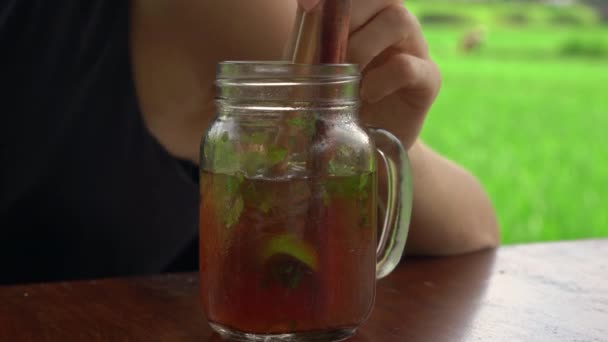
[407,1,608,244]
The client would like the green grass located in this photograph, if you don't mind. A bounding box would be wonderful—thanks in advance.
[422,27,608,60]
[407,0,600,27]
[405,3,608,244]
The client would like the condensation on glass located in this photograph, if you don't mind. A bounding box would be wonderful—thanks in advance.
[199,61,413,341]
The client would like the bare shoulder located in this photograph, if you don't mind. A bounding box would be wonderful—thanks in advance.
[130,0,297,162]
[131,0,296,68]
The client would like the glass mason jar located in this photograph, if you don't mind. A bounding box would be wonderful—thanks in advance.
[199,62,412,341]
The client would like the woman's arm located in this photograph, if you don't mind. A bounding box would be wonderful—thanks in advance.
[340,0,500,254]
[406,140,500,255]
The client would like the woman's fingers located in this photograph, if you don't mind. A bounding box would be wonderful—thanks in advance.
[349,0,401,32]
[348,4,428,70]
[298,0,402,30]
[360,53,441,104]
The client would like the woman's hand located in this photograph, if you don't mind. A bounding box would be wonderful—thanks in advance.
[298,1,498,255]
[298,0,441,150]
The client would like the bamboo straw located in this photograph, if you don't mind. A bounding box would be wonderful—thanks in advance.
[284,0,353,322]
[284,0,351,64]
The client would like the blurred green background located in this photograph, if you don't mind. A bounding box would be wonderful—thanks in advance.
[406,0,608,244]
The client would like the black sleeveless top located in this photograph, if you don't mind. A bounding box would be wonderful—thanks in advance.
[0,1,199,284]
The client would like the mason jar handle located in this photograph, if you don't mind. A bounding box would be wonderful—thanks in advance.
[368,128,414,279]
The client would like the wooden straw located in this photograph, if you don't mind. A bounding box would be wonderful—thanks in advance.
[284,0,353,321]
[284,0,351,64]
[318,0,351,64]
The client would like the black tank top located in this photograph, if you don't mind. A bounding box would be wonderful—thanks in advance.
[0,1,199,284]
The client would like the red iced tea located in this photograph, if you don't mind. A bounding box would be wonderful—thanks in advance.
[199,171,377,334]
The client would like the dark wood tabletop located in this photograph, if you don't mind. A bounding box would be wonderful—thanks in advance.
[1,239,606,342]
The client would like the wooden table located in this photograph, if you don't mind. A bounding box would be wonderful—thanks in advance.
[1,240,606,341]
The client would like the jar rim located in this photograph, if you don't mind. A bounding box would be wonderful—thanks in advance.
[217,61,360,80]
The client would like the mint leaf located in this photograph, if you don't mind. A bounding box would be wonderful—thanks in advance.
[328,160,355,176]
[287,117,315,135]
[243,132,268,145]
[327,146,357,176]
[242,151,265,175]
[324,172,372,202]
[359,173,369,191]
[287,117,307,128]
[241,180,276,214]
[217,174,245,229]
[268,147,287,165]
[205,132,239,173]
[223,195,243,228]
[242,145,288,175]
[259,197,273,214]
[358,173,370,200]
[225,174,241,194]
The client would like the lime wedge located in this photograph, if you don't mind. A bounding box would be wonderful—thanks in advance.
[260,234,318,271]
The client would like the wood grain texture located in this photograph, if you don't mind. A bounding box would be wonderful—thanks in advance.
[0,240,606,341]
[319,0,351,63]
